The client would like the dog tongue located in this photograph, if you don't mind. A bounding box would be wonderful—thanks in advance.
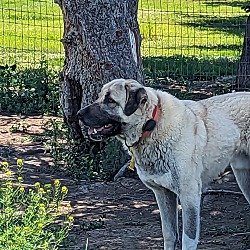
[96,127,104,131]
[88,128,94,135]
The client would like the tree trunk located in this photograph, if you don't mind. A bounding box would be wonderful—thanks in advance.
[236,15,250,89]
[55,0,144,140]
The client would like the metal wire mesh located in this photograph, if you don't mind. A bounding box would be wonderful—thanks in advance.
[138,0,248,81]
[0,0,64,69]
[0,0,248,80]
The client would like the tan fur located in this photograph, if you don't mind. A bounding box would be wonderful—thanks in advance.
[79,79,250,250]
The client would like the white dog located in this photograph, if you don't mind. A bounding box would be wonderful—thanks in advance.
[78,79,250,250]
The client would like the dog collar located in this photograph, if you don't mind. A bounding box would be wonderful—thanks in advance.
[128,104,160,171]
[141,104,160,140]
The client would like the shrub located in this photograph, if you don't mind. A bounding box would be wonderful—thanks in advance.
[0,62,60,115]
[0,159,73,250]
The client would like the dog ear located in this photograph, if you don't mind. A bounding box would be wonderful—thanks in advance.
[124,87,148,116]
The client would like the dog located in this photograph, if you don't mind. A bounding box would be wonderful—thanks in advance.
[77,78,250,250]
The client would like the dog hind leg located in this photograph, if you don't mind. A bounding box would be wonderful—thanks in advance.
[230,153,250,204]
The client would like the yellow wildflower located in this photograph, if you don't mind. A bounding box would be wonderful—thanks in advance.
[35,182,40,188]
[24,226,30,231]
[54,179,60,186]
[38,223,43,228]
[18,176,23,182]
[6,171,12,177]
[61,186,68,194]
[15,226,21,231]
[19,187,25,192]
[66,203,71,208]
[40,206,46,212]
[17,159,23,165]
[58,206,63,212]
[2,162,9,168]
[68,216,74,221]
[39,188,45,193]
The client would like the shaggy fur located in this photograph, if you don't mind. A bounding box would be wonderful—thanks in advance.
[78,79,250,250]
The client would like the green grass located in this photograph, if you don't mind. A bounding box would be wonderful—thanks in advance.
[138,0,247,58]
[0,0,248,78]
[143,55,239,81]
[0,0,64,68]
[0,160,73,250]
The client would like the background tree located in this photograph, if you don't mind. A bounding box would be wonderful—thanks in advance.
[55,0,144,141]
[236,5,250,88]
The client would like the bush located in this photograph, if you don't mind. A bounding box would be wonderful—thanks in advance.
[0,159,73,250]
[0,62,60,115]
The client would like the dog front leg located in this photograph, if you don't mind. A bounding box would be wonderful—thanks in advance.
[179,185,201,250]
[152,187,178,250]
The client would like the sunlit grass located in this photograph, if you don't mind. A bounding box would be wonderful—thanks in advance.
[0,0,248,78]
[138,0,247,58]
[0,0,64,68]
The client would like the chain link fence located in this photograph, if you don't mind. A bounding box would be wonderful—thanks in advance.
[0,0,248,80]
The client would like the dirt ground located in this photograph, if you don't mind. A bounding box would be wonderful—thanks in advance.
[0,115,250,250]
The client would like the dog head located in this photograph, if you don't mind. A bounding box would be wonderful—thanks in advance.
[77,79,157,145]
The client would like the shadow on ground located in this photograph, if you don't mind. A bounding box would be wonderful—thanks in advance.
[0,115,250,250]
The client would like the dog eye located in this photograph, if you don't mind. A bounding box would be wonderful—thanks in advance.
[107,97,116,103]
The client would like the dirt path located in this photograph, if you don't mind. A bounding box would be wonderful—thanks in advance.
[0,115,250,250]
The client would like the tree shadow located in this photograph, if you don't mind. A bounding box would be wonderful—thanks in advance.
[0,145,19,161]
[143,55,239,81]
[187,44,241,51]
[182,15,246,37]
[205,1,247,8]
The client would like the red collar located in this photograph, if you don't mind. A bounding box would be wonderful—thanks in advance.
[130,104,160,147]
[141,104,160,140]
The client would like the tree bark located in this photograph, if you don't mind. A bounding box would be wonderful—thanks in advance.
[55,0,144,140]
[236,16,250,88]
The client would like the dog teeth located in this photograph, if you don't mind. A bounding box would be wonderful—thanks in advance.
[104,124,112,128]
[93,128,97,134]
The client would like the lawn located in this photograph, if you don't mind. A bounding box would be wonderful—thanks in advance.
[138,0,248,80]
[139,0,247,58]
[0,0,64,68]
[0,0,248,79]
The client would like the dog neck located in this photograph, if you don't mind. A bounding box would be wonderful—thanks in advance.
[131,103,160,147]
[126,103,160,171]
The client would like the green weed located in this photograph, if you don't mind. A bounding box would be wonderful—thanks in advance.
[0,159,73,250]
[0,62,60,115]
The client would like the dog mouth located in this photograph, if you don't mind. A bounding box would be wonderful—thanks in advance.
[88,124,114,136]
[87,123,121,141]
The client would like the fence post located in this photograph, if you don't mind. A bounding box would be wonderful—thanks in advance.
[237,10,250,88]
